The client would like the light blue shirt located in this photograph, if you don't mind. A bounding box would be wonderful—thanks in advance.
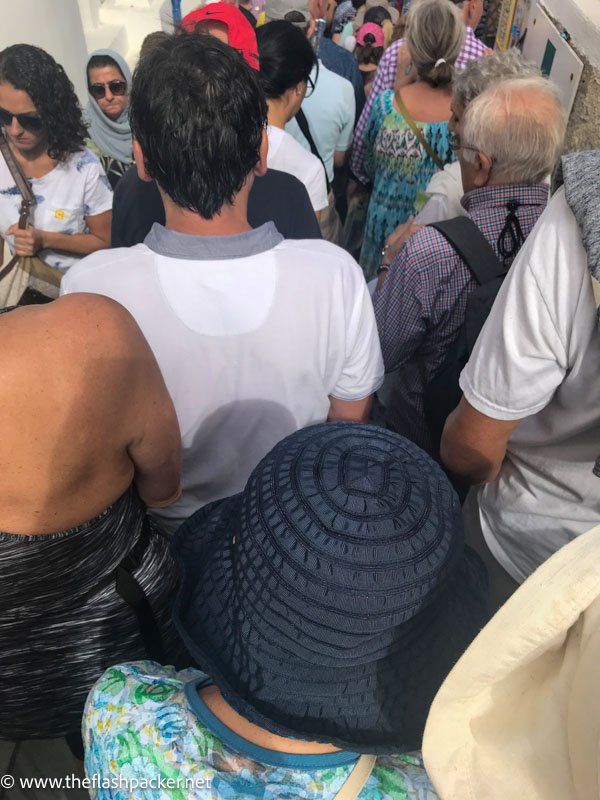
[286,61,355,183]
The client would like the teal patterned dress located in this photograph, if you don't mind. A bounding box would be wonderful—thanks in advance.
[84,662,439,799]
[359,89,455,279]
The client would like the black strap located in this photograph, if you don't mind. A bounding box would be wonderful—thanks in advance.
[430,216,507,285]
[294,108,331,193]
[497,201,525,259]
[114,518,167,663]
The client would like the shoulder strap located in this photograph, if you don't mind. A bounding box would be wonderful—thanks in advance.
[0,129,34,203]
[0,128,34,230]
[333,754,377,800]
[394,92,445,171]
[294,108,331,193]
[430,216,506,285]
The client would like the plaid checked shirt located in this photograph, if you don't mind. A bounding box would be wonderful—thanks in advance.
[373,183,549,454]
[351,28,489,184]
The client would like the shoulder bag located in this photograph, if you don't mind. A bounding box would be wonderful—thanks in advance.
[0,130,63,306]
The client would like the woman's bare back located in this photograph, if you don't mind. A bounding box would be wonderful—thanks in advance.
[0,295,181,534]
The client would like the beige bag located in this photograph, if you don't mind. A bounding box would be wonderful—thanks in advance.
[319,189,343,246]
[0,130,62,306]
[422,523,600,800]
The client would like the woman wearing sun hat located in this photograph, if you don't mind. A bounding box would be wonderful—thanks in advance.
[84,423,488,798]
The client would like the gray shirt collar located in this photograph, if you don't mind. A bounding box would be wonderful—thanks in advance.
[144,222,283,260]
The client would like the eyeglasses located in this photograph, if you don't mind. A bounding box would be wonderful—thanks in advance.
[449,130,480,156]
[88,80,128,100]
[305,75,315,98]
[0,107,44,133]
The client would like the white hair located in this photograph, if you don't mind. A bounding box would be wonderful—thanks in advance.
[452,48,541,111]
[460,76,567,184]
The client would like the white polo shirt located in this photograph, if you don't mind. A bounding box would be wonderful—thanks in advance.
[459,188,600,582]
[62,223,384,531]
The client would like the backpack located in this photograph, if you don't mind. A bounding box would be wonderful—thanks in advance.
[423,216,509,447]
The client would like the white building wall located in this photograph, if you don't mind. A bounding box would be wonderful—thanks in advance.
[542,0,600,69]
[0,0,90,103]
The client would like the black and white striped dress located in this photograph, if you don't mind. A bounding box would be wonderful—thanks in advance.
[0,487,186,739]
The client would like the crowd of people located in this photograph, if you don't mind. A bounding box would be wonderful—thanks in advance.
[1,0,599,797]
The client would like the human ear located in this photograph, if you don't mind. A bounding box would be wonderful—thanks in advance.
[132,139,153,183]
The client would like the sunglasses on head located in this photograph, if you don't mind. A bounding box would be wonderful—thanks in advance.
[0,107,44,133]
[89,80,127,100]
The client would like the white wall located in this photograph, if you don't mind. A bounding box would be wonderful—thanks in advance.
[0,0,89,103]
[542,0,600,69]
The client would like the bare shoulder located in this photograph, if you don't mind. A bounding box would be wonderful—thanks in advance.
[0,296,157,403]
[7,295,149,358]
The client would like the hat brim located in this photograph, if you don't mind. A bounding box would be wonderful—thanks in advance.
[172,497,489,753]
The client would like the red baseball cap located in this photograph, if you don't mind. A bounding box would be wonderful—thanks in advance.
[180,3,260,71]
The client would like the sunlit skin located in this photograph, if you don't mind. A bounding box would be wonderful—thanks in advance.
[88,65,128,121]
[0,82,48,160]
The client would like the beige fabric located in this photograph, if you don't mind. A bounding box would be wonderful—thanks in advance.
[423,523,600,800]
[319,190,342,245]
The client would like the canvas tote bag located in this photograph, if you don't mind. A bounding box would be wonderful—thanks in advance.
[0,130,62,306]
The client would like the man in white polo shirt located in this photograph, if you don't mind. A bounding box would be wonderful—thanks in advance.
[62,34,383,532]
[441,151,600,607]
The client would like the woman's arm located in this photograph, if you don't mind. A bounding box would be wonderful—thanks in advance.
[6,210,112,257]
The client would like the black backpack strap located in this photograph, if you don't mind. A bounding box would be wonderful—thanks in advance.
[114,516,167,664]
[430,217,506,285]
[294,108,331,194]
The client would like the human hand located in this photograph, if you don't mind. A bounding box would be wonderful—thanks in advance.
[5,224,44,256]
[382,216,422,265]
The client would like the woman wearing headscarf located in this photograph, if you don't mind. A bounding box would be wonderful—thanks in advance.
[85,48,133,189]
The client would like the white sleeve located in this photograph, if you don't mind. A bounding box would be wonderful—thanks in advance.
[330,258,384,400]
[306,157,329,212]
[82,156,114,218]
[414,194,451,225]
[459,212,571,421]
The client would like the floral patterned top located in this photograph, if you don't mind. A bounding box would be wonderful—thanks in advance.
[84,662,439,800]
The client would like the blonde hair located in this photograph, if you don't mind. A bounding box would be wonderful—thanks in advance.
[406,0,464,88]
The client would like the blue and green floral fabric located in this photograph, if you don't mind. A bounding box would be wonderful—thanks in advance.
[84,662,439,799]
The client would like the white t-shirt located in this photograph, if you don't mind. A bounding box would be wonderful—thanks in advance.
[61,223,384,531]
[267,126,328,213]
[459,188,600,583]
[414,161,465,225]
[0,147,113,271]
[285,62,355,183]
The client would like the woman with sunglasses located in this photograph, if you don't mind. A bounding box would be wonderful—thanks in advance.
[0,44,112,275]
[257,21,328,219]
[85,49,133,189]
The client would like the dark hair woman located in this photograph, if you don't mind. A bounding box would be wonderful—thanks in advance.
[85,48,133,188]
[257,21,328,217]
[0,44,112,275]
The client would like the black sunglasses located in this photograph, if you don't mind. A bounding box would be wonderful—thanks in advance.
[0,107,44,133]
[89,80,128,100]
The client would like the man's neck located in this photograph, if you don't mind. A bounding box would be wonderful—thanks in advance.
[160,186,253,237]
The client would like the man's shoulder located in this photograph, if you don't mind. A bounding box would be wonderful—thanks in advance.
[277,238,366,280]
[402,223,461,269]
[62,245,151,292]
[518,188,582,280]
[320,37,360,73]
[317,62,354,98]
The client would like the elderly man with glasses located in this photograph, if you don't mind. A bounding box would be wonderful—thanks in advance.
[373,75,566,461]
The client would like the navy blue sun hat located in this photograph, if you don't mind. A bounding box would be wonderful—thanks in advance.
[172,422,488,753]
